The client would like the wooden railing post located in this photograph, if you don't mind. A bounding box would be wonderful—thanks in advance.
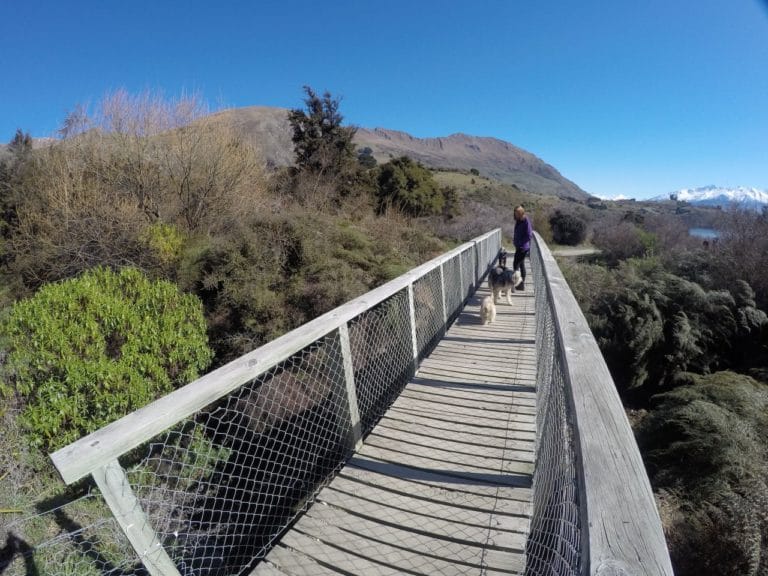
[92,460,180,576]
[407,284,419,362]
[439,262,448,324]
[337,323,362,451]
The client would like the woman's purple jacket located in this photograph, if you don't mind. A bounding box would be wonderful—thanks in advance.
[514,217,532,251]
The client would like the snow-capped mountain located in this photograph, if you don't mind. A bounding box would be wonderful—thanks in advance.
[651,186,768,210]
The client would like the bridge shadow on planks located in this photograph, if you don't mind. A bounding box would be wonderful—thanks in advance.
[349,456,533,490]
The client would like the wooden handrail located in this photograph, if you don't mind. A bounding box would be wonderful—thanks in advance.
[534,233,673,576]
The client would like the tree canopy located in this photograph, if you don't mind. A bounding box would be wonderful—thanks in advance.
[376,156,446,217]
[288,86,357,177]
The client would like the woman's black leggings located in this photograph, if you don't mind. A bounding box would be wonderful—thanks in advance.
[513,249,529,279]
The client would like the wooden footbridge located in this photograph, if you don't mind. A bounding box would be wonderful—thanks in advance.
[253,280,537,576]
[43,229,672,576]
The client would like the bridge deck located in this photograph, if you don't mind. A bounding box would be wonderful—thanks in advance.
[253,279,537,575]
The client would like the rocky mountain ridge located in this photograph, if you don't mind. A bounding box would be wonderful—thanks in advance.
[354,126,587,199]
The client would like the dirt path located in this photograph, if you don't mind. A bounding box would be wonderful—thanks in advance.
[550,246,601,257]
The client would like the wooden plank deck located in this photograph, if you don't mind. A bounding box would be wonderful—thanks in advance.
[253,278,537,576]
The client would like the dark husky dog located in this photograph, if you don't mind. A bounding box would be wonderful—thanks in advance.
[497,247,508,268]
[488,266,522,305]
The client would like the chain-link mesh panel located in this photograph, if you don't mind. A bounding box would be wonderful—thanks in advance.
[534,256,555,441]
[413,266,445,361]
[442,255,464,323]
[489,232,497,264]
[348,289,415,437]
[1,492,143,576]
[115,330,354,576]
[476,237,486,281]
[476,231,498,283]
[524,242,581,576]
[460,245,476,301]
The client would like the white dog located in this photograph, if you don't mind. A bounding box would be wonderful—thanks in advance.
[480,295,496,325]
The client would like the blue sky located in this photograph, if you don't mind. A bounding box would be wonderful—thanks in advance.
[2,0,767,200]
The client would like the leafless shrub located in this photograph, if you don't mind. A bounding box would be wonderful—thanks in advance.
[6,89,268,286]
[714,209,768,307]
[428,198,514,243]
[9,139,148,285]
[592,220,649,265]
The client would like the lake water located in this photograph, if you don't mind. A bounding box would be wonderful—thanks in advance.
[689,227,719,239]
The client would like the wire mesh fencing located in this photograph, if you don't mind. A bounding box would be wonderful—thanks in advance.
[460,245,477,301]
[348,289,414,437]
[524,237,581,576]
[128,330,354,575]
[413,266,446,361]
[441,256,463,325]
[1,492,142,576]
[5,229,501,576]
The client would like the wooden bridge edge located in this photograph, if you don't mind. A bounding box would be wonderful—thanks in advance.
[534,233,674,576]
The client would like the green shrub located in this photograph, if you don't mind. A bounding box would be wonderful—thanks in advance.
[1,266,213,451]
[549,210,587,245]
[376,156,445,216]
[567,257,768,406]
[357,147,377,169]
[177,219,301,363]
[637,372,768,575]
[139,222,185,268]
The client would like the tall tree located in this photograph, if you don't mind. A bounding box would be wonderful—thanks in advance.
[8,129,33,155]
[288,86,357,177]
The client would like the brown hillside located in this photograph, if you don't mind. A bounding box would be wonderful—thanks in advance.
[209,106,295,168]
[355,128,587,199]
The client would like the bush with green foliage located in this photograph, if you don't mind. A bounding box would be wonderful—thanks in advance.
[549,209,587,245]
[139,222,185,270]
[376,156,448,217]
[177,212,436,364]
[637,371,768,576]
[1,266,213,451]
[565,258,768,406]
[357,146,377,169]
